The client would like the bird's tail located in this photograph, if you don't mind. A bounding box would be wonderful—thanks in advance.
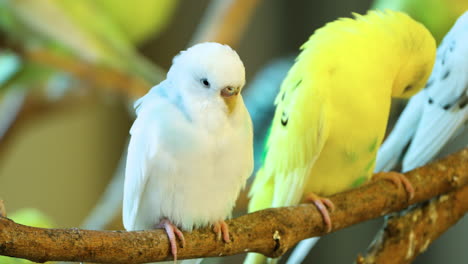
[156,258,202,264]
[244,168,275,264]
[285,237,320,264]
[244,253,281,264]
[180,259,203,264]
[402,98,467,172]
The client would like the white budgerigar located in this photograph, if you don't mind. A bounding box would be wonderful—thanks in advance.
[123,42,254,262]
[376,11,468,173]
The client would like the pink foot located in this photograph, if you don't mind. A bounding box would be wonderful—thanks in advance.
[156,219,186,261]
[213,220,231,243]
[373,172,415,201]
[304,193,335,232]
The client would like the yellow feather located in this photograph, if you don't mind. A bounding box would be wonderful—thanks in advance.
[245,10,435,264]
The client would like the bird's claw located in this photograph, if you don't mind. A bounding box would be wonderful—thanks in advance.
[156,219,186,262]
[304,193,335,232]
[213,220,231,243]
[372,172,415,201]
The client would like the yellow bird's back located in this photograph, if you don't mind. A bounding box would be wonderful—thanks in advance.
[245,10,435,264]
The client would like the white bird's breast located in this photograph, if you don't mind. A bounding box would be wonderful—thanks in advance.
[135,101,253,231]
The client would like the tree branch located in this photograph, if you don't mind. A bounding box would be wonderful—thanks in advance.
[0,148,466,263]
[357,184,468,264]
[25,49,150,99]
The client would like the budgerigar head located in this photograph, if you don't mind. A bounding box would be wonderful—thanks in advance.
[386,11,437,98]
[167,42,246,114]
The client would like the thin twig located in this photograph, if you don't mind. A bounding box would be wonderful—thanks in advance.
[26,49,150,99]
[189,0,263,47]
[0,44,150,160]
[0,148,466,263]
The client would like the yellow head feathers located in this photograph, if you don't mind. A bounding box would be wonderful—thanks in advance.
[362,11,437,98]
[298,10,436,98]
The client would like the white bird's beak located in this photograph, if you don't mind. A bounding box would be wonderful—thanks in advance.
[221,86,240,114]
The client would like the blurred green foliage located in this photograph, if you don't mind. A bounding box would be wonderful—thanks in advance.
[372,0,468,43]
[95,0,179,44]
[0,0,179,98]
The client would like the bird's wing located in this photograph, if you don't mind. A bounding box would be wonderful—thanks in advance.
[122,83,185,230]
[402,12,468,171]
[375,91,425,172]
[403,12,468,171]
[246,42,329,264]
[249,58,329,211]
[403,96,467,172]
[122,119,153,230]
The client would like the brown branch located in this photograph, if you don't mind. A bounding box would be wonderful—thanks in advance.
[357,185,468,264]
[0,148,467,263]
[0,44,150,159]
[0,43,152,159]
[189,0,262,47]
[1,40,151,99]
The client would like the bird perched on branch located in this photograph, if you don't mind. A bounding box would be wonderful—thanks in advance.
[244,10,436,264]
[123,42,253,263]
[376,11,468,173]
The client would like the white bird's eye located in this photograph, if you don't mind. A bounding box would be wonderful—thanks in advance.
[200,78,210,88]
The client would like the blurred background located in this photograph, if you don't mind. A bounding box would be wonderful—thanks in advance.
[0,0,466,263]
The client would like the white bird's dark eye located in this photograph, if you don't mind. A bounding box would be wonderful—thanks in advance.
[201,78,210,88]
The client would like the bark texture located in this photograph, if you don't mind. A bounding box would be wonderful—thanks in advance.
[0,148,466,263]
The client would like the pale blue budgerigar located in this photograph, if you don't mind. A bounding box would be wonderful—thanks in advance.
[376,11,468,173]
[123,42,254,263]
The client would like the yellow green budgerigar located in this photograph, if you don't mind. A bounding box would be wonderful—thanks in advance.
[244,10,436,264]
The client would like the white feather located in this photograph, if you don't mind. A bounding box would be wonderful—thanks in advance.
[402,101,467,172]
